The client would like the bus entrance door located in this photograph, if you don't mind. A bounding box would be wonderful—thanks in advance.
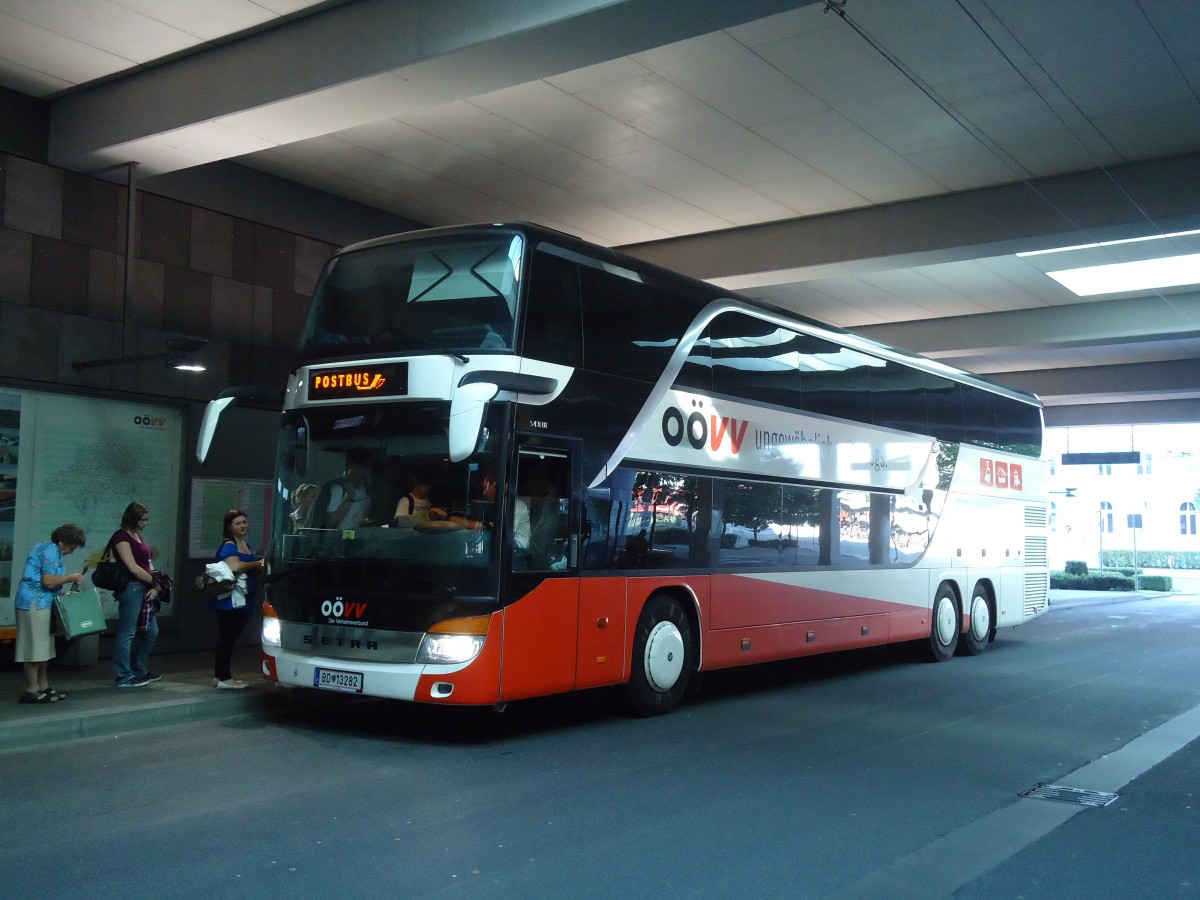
[499,445,581,701]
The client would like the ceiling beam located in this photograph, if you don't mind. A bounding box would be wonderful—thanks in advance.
[854,291,1200,358]
[48,0,816,178]
[621,153,1200,285]
[989,359,1200,406]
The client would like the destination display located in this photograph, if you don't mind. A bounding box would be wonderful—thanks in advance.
[308,362,409,400]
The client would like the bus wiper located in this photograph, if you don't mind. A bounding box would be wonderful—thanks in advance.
[404,333,469,364]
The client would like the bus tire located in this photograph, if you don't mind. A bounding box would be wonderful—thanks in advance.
[961,583,994,656]
[626,594,693,716]
[925,583,960,662]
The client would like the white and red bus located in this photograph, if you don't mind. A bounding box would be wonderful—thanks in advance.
[200,223,1048,715]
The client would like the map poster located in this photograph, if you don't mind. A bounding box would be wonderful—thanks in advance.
[0,391,182,625]
[189,478,273,559]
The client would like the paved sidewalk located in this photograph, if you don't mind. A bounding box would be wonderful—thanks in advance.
[0,644,290,751]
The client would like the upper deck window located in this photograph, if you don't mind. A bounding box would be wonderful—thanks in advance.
[299,233,523,362]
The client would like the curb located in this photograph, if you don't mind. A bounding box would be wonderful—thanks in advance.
[0,683,294,752]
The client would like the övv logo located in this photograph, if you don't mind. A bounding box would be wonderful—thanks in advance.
[661,399,748,455]
[321,598,368,623]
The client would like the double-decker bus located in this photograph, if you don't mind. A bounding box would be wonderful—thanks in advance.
[199,223,1048,715]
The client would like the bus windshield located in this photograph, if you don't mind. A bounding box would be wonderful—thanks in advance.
[273,402,505,599]
[298,231,524,363]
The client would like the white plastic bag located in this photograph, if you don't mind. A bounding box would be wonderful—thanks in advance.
[231,573,248,608]
[202,560,236,600]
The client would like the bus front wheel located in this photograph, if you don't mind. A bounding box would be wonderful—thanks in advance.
[925,584,960,662]
[626,594,693,716]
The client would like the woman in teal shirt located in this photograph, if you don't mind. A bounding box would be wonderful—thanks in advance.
[16,524,86,704]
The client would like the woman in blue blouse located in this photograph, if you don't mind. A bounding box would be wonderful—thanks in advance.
[210,508,265,689]
[16,524,86,704]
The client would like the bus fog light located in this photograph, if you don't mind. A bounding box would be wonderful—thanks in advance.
[417,633,485,665]
[262,616,282,647]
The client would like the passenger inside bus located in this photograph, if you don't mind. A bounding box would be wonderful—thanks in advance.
[516,457,571,570]
[391,471,447,527]
[312,449,376,529]
[288,483,319,532]
[448,473,531,552]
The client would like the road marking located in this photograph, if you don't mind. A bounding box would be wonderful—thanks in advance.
[832,702,1200,899]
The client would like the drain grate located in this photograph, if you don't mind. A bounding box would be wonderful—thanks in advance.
[1021,784,1119,807]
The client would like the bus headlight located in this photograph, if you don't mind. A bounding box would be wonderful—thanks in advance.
[417,633,485,665]
[262,601,282,647]
[416,614,490,665]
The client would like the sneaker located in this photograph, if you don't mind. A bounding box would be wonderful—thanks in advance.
[140,672,162,683]
[215,678,248,690]
[117,677,149,688]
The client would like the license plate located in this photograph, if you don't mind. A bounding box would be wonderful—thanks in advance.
[314,667,363,693]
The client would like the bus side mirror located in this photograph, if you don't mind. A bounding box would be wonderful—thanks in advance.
[197,396,236,464]
[197,386,282,464]
[449,382,498,462]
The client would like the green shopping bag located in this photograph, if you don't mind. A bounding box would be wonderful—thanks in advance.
[53,587,108,639]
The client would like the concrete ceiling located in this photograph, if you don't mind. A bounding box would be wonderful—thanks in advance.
[2,0,1200,423]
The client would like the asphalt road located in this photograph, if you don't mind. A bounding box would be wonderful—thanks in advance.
[4,594,1200,899]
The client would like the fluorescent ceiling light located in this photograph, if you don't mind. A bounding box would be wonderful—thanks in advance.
[1017,228,1200,258]
[1047,253,1200,296]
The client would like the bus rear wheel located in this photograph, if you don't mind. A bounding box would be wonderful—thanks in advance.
[924,583,960,662]
[961,584,993,656]
[626,594,693,716]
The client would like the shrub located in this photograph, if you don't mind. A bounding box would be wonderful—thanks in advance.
[1137,575,1173,591]
[1050,571,1134,591]
[1103,549,1200,569]
[1064,560,1089,576]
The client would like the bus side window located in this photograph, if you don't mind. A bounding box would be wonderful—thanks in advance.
[525,250,582,367]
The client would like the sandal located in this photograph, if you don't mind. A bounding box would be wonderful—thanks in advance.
[44,688,67,701]
[18,691,51,704]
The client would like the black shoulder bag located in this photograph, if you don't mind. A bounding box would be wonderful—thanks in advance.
[91,544,128,592]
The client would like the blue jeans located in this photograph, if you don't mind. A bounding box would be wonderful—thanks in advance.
[113,581,158,684]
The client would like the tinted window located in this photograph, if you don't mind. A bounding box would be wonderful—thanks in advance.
[796,335,876,425]
[707,313,802,408]
[996,397,1043,457]
[717,480,783,566]
[594,469,709,569]
[524,250,582,367]
[300,234,522,360]
[961,386,998,450]
[579,266,699,382]
[925,377,964,445]
[870,359,927,434]
[711,479,936,569]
